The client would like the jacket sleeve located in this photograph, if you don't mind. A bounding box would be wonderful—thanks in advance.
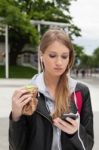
[70,83,94,150]
[9,113,29,150]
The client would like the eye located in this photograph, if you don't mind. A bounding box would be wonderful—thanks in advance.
[49,54,56,58]
[61,55,69,59]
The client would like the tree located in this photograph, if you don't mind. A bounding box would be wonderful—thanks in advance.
[19,0,81,36]
[80,54,93,68]
[92,47,99,67]
[0,0,81,65]
[73,44,84,67]
[0,0,39,65]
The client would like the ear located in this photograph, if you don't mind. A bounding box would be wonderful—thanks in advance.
[40,56,43,62]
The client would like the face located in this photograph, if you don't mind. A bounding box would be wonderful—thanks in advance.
[42,41,70,77]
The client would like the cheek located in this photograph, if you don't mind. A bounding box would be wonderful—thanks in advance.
[63,60,69,71]
[43,57,50,64]
[43,58,53,68]
[64,58,69,66]
[44,56,55,64]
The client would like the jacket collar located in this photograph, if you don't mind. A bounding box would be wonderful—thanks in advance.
[31,72,78,97]
[31,72,50,98]
[36,93,53,123]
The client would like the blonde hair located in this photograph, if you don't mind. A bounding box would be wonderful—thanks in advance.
[39,29,74,118]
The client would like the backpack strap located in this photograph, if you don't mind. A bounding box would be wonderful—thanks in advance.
[71,91,83,114]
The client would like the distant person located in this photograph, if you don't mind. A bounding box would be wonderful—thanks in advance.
[75,69,79,77]
[9,29,94,150]
[81,69,86,78]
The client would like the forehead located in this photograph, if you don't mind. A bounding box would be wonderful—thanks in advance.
[45,41,69,54]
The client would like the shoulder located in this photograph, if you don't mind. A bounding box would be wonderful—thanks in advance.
[69,76,90,98]
[76,82,89,91]
[31,73,39,81]
[31,72,43,86]
[68,77,89,93]
[76,82,90,100]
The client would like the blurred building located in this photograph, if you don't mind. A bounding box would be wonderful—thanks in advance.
[0,41,38,68]
[0,42,5,65]
[17,44,38,69]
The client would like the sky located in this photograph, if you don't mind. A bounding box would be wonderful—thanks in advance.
[70,0,99,55]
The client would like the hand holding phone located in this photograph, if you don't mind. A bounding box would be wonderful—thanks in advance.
[53,113,79,134]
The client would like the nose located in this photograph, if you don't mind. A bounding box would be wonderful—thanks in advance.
[56,57,62,66]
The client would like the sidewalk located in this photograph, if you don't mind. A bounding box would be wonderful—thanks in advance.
[0,78,31,118]
[0,79,30,150]
[0,77,99,150]
[0,78,31,87]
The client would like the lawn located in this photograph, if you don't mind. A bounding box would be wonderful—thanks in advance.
[0,65,38,78]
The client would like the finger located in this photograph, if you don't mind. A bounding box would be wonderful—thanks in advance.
[53,118,72,127]
[53,118,74,131]
[53,118,77,134]
[13,89,30,101]
[66,117,77,127]
[53,119,68,131]
[21,96,32,107]
[19,94,33,103]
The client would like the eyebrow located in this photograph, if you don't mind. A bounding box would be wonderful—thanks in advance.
[48,51,69,55]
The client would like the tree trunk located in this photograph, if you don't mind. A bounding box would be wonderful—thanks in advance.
[9,40,25,65]
[9,51,18,65]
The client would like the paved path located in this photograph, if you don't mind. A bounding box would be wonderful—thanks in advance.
[0,77,99,150]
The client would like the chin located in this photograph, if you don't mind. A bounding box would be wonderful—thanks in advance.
[48,70,65,77]
[53,72,64,77]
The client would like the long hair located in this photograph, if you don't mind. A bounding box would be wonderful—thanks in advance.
[39,29,75,118]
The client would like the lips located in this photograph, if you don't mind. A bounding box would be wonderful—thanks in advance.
[54,68,63,70]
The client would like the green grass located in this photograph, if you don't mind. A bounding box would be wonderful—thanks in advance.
[0,65,38,78]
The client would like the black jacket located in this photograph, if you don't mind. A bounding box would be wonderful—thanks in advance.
[9,83,94,150]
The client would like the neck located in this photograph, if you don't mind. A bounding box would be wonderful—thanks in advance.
[44,72,59,88]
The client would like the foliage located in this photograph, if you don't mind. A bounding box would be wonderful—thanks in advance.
[73,44,84,67]
[0,0,38,44]
[80,54,94,68]
[0,0,39,65]
[92,47,99,67]
[0,0,81,65]
[18,0,81,36]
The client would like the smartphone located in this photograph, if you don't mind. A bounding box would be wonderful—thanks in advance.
[61,113,78,121]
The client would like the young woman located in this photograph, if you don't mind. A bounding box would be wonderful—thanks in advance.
[9,29,94,150]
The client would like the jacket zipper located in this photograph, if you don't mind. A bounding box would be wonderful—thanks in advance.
[36,110,53,124]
